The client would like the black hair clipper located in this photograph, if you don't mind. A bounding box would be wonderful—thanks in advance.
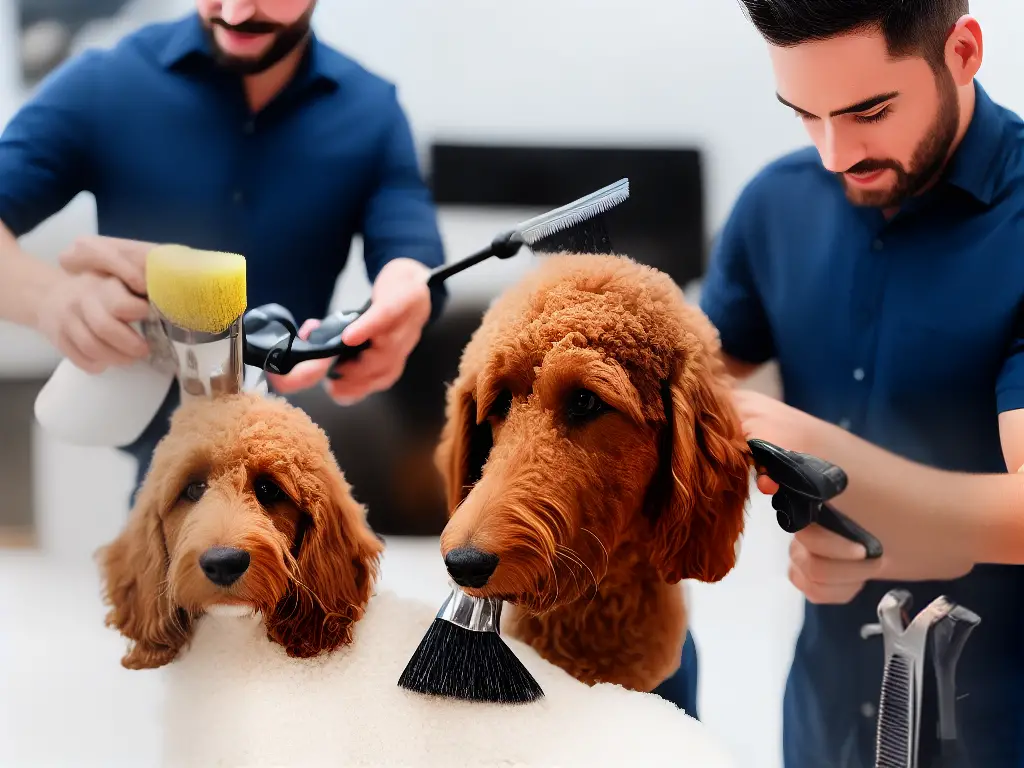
[747,438,883,559]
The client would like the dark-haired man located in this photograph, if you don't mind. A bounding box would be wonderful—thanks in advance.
[0,0,446,492]
[700,2,1024,766]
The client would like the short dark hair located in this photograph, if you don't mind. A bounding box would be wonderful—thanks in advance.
[738,0,968,68]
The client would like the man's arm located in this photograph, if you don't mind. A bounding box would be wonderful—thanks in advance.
[0,222,63,328]
[0,52,101,328]
[807,415,1024,570]
[359,87,447,323]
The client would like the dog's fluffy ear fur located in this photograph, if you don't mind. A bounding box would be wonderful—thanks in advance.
[97,466,191,670]
[436,379,493,512]
[647,352,751,584]
[265,457,382,658]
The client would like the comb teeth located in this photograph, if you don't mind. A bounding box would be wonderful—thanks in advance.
[876,654,913,768]
[517,179,629,246]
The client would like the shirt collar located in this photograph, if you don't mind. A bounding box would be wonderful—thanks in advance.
[157,12,344,91]
[944,80,1005,206]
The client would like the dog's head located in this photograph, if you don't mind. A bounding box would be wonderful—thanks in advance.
[97,393,383,670]
[437,254,751,612]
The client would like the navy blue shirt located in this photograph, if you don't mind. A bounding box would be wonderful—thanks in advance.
[0,13,446,483]
[701,81,1024,767]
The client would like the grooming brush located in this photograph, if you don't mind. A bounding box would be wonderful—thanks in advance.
[397,584,544,704]
[145,245,248,400]
[747,438,884,559]
[242,179,630,378]
[34,245,248,447]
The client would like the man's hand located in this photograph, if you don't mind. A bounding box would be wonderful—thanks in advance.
[58,235,154,296]
[37,271,151,374]
[787,525,885,604]
[269,258,432,404]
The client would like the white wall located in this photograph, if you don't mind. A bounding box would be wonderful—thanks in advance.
[2,0,1024,375]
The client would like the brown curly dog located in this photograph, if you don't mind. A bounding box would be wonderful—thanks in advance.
[97,393,383,670]
[437,252,752,692]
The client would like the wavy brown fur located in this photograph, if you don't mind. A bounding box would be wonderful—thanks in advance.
[437,253,752,692]
[97,393,383,670]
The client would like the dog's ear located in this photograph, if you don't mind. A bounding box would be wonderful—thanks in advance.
[436,379,493,512]
[265,459,383,658]
[96,471,190,670]
[646,356,751,584]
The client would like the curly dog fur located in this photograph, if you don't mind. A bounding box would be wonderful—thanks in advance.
[97,393,383,670]
[437,252,753,693]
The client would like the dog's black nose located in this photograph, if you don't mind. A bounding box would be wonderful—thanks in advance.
[444,547,500,589]
[199,547,250,587]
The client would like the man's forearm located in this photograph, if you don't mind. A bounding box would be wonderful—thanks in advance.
[812,421,1024,568]
[0,222,62,329]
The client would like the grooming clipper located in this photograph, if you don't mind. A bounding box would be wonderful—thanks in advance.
[747,438,883,558]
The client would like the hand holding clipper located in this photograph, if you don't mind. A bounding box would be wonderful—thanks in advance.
[748,437,884,559]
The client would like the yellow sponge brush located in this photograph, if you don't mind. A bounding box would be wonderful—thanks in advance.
[146,245,247,334]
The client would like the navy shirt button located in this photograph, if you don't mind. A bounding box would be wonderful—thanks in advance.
[860,701,876,719]
[839,418,851,430]
[853,367,865,381]
[873,239,884,251]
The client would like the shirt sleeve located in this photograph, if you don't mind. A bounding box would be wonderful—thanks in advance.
[0,51,102,237]
[697,179,776,365]
[996,298,1024,414]
[360,87,448,325]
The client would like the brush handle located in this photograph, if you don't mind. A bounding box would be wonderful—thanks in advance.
[748,438,884,559]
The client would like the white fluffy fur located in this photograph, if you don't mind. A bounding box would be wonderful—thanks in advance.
[161,589,736,768]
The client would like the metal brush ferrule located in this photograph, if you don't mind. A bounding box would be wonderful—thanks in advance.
[158,312,245,400]
[436,587,503,633]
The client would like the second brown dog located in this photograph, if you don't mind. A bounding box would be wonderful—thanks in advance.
[437,252,753,693]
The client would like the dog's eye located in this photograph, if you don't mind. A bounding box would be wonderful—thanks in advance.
[253,476,285,506]
[182,481,207,503]
[566,389,608,423]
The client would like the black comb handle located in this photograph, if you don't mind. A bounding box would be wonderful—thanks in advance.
[748,438,884,559]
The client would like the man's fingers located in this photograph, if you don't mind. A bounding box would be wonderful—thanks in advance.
[82,294,148,359]
[63,317,127,372]
[340,301,405,347]
[60,239,147,296]
[266,358,331,393]
[790,535,883,584]
[756,473,780,495]
[788,562,866,605]
[793,523,872,561]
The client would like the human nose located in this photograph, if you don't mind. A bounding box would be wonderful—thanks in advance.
[817,121,862,174]
[218,0,257,24]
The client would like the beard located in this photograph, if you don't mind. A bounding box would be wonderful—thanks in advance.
[838,68,960,209]
[202,6,315,76]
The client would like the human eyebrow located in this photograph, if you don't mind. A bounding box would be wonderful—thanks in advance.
[776,91,899,118]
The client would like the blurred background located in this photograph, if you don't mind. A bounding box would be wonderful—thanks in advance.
[1,1,1022,766]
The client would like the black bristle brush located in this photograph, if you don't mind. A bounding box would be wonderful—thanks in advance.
[397,586,543,704]
[396,179,631,705]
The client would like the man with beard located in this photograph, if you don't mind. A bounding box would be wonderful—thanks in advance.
[697,1,1024,766]
[0,0,447,491]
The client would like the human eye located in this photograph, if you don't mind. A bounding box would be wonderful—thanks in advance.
[854,105,891,124]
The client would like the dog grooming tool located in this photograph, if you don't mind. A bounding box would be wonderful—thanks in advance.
[870,591,974,768]
[748,438,883,559]
[397,585,544,704]
[33,245,248,447]
[146,245,248,401]
[242,179,630,378]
